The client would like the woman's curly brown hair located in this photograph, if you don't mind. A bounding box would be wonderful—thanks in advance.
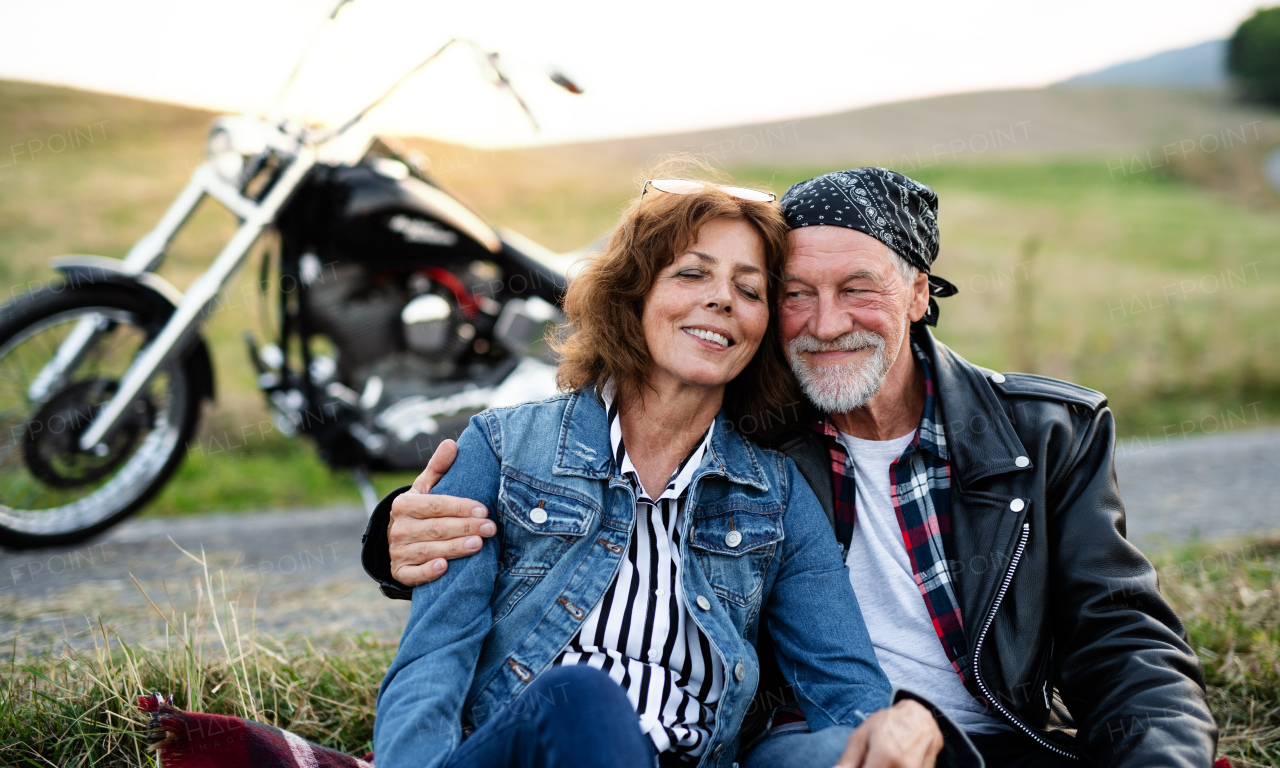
[551,162,801,441]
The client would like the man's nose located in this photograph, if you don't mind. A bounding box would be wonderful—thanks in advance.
[811,291,851,340]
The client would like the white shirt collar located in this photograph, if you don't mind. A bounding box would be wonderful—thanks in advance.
[598,381,714,503]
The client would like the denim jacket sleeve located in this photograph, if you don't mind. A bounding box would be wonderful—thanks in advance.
[373,414,503,768]
[764,456,893,731]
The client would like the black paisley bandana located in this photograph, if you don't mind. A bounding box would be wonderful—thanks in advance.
[780,167,959,325]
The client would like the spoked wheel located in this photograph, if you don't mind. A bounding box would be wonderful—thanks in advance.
[0,284,203,548]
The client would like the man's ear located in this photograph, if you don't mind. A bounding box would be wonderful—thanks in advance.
[907,270,930,323]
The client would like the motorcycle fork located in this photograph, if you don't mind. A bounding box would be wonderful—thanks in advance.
[257,236,348,445]
[25,168,212,407]
[70,152,317,453]
[252,235,321,417]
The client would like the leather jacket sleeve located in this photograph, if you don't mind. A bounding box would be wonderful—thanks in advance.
[1047,405,1216,767]
[362,485,413,600]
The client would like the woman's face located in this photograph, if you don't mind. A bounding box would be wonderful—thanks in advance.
[641,217,770,393]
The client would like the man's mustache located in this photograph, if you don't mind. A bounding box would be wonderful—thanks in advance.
[788,331,885,356]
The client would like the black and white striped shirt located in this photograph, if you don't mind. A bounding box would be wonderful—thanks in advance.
[555,385,725,761]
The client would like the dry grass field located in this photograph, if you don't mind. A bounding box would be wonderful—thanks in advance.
[2,78,1279,513]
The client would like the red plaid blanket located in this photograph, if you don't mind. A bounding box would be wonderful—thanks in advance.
[138,693,374,768]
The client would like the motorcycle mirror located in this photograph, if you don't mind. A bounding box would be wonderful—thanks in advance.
[475,50,542,131]
[328,0,353,19]
[477,51,509,89]
[548,70,584,95]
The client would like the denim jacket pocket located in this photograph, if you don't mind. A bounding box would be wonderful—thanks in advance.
[498,468,597,576]
[689,508,783,608]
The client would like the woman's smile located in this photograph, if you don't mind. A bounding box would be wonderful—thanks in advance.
[681,326,735,349]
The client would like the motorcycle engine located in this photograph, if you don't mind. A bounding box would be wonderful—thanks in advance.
[303,258,521,468]
[305,263,477,393]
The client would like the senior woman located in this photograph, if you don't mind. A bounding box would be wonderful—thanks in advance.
[373,178,941,768]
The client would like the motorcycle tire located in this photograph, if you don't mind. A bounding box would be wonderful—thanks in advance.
[0,283,204,549]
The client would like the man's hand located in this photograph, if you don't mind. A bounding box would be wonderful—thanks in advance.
[835,699,943,768]
[388,439,496,586]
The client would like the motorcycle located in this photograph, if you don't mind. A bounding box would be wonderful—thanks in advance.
[0,4,585,548]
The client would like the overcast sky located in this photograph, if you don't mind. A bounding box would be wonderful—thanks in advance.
[0,0,1263,147]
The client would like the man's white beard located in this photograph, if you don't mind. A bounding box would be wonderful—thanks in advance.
[788,330,891,413]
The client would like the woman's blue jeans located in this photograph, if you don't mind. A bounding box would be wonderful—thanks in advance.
[444,665,657,768]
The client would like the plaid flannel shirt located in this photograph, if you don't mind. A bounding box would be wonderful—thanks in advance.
[814,342,974,692]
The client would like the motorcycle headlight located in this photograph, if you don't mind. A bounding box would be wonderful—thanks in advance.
[206,117,270,185]
[206,127,245,184]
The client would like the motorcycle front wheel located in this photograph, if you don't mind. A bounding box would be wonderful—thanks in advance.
[0,283,203,548]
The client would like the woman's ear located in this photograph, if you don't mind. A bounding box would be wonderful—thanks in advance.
[907,270,930,323]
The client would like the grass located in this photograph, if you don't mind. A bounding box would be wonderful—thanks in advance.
[1,536,1275,766]
[150,431,384,514]
[1,545,393,766]
[2,80,1280,516]
[1153,537,1280,767]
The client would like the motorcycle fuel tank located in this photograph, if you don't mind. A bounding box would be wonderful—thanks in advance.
[318,161,501,271]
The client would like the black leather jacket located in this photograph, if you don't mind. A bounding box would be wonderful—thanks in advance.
[363,327,1217,767]
[777,327,1214,766]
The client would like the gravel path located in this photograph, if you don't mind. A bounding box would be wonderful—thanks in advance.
[3,427,1278,656]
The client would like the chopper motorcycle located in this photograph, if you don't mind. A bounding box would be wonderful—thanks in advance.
[0,10,586,548]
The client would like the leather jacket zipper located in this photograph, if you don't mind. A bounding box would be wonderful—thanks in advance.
[972,521,1078,761]
[1043,638,1054,710]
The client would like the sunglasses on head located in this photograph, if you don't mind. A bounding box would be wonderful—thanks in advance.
[641,178,777,203]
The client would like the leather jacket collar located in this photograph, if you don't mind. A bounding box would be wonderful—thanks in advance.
[917,326,1034,485]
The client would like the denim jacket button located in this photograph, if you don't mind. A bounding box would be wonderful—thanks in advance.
[507,659,533,682]
[529,508,548,524]
[725,530,742,548]
[733,662,746,681]
[696,595,711,611]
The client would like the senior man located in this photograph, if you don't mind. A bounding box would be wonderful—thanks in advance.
[362,168,1216,767]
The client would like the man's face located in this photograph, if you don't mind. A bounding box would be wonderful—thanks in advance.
[779,225,929,413]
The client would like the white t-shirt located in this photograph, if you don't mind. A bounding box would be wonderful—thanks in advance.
[838,429,1009,734]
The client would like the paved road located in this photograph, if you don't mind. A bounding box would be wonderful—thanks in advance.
[1,506,409,656]
[3,427,1278,656]
[1115,426,1280,546]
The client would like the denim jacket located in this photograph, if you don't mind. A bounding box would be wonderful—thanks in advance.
[374,390,891,768]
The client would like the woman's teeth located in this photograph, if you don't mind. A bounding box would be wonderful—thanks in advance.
[683,328,730,348]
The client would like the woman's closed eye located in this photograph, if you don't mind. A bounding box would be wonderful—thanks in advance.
[736,283,761,301]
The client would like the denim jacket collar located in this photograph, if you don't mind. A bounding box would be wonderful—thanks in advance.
[553,387,770,493]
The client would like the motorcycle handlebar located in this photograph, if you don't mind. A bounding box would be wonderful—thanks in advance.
[272,2,583,147]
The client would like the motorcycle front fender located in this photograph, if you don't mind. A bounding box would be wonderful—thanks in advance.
[49,255,216,402]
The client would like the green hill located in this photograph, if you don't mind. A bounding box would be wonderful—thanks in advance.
[2,78,1278,514]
